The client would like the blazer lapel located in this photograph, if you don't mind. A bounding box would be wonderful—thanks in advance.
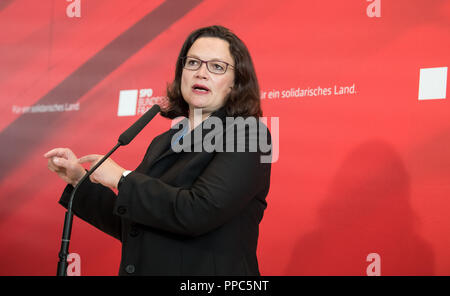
[150,118,189,166]
[142,107,228,173]
[136,125,182,174]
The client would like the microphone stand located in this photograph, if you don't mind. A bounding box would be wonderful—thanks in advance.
[56,142,121,276]
[55,104,160,276]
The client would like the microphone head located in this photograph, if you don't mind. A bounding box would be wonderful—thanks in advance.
[118,104,161,145]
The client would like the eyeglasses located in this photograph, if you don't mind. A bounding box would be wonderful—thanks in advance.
[182,56,235,75]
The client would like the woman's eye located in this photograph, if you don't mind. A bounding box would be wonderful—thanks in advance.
[212,63,224,70]
[188,59,199,66]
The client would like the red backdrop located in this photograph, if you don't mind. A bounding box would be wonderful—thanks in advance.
[0,0,449,275]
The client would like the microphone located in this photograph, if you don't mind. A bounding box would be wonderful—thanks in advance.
[56,104,161,276]
[118,104,161,145]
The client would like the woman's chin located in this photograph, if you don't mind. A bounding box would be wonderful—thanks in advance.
[188,100,209,110]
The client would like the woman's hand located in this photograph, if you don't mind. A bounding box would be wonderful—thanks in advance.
[44,148,86,186]
[78,154,126,190]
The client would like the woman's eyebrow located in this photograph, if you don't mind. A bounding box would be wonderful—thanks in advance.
[187,53,229,63]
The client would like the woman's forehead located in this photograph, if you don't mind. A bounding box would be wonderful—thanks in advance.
[187,37,233,63]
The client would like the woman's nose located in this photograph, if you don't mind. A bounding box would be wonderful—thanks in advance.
[194,62,209,78]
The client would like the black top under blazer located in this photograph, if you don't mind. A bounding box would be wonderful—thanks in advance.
[59,107,272,275]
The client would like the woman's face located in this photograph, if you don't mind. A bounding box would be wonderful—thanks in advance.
[181,37,235,117]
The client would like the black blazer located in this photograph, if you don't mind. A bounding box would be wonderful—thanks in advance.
[59,107,272,275]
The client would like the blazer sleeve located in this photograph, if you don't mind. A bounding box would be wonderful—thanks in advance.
[59,178,122,241]
[57,135,165,241]
[114,126,272,237]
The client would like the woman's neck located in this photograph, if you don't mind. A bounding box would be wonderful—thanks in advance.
[188,108,212,131]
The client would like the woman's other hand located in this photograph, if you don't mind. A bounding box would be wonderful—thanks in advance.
[44,148,86,186]
[78,154,125,190]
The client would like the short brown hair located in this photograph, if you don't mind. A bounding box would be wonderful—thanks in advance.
[161,25,262,119]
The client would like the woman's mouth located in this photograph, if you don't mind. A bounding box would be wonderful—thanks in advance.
[192,84,210,94]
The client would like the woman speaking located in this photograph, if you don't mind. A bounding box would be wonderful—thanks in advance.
[44,25,272,276]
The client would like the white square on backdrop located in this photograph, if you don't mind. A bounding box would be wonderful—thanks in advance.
[418,67,447,100]
[117,89,138,116]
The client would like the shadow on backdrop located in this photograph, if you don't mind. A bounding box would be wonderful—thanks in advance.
[285,140,435,275]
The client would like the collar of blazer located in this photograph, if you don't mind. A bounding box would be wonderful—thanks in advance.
[141,106,228,173]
